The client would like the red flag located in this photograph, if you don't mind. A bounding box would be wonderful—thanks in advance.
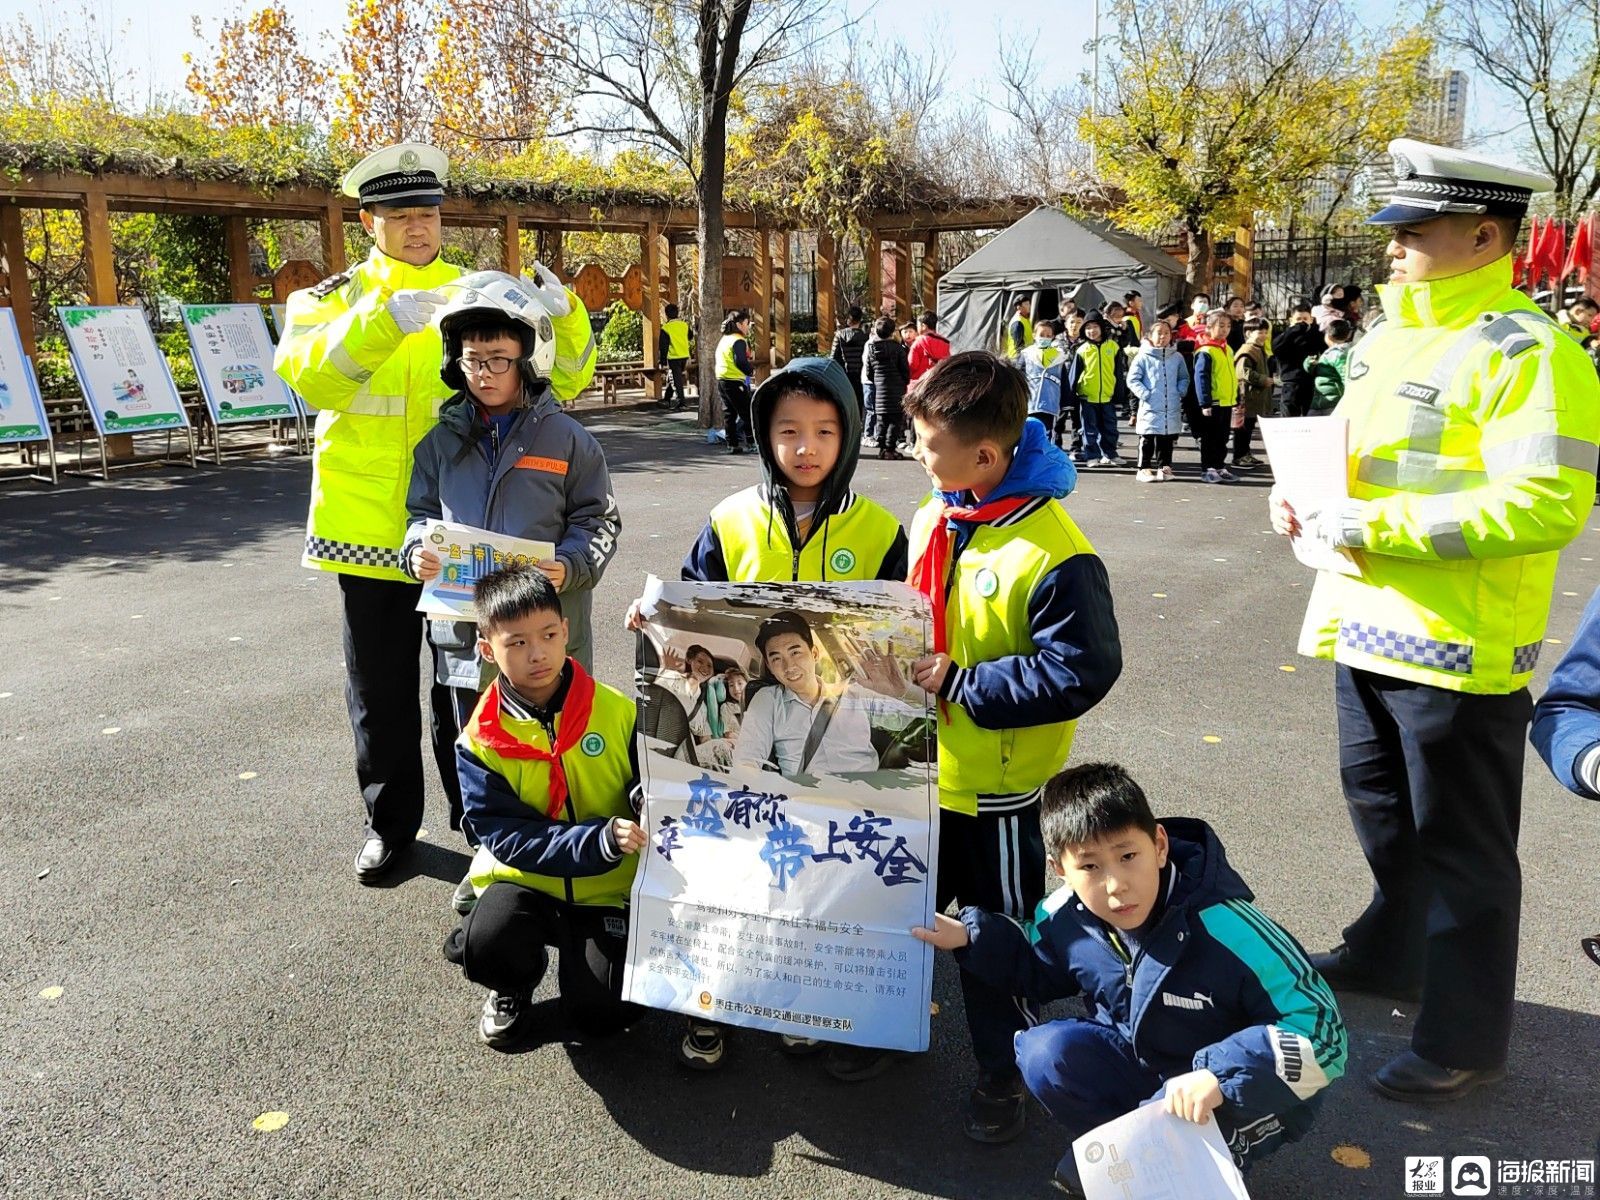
[1562,214,1592,281]
[1524,216,1544,286]
[1547,219,1568,285]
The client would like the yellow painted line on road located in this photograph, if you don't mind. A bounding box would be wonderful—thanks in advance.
[38,985,64,1001]
[252,1112,289,1132]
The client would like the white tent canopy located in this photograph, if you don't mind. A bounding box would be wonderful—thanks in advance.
[936,207,1186,353]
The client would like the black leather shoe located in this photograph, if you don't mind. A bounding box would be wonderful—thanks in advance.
[354,836,404,884]
[1308,943,1422,1002]
[1370,1050,1506,1104]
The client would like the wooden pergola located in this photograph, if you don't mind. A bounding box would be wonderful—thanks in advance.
[0,161,1034,390]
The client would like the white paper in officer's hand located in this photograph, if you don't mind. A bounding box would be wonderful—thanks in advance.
[1072,1101,1251,1200]
[1261,416,1361,578]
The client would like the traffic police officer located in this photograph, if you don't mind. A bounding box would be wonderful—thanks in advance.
[1272,139,1600,1101]
[275,143,597,883]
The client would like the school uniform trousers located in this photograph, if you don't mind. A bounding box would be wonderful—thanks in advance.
[1334,664,1530,1068]
[444,881,644,1036]
[338,575,461,845]
[939,802,1045,1076]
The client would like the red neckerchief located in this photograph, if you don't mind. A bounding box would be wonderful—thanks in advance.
[469,660,596,818]
[909,496,1029,720]
[1198,335,1229,350]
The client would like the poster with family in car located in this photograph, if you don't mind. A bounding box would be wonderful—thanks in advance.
[622,577,940,1052]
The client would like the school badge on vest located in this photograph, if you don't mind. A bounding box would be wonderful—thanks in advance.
[830,547,857,574]
[580,732,606,756]
[975,568,1000,597]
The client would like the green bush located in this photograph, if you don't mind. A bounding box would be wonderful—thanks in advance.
[791,332,819,357]
[598,301,643,355]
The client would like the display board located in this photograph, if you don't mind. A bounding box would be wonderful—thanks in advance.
[56,306,188,435]
[181,304,297,426]
[0,307,50,444]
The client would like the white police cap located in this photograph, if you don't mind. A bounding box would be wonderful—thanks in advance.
[341,143,449,207]
[1369,138,1554,226]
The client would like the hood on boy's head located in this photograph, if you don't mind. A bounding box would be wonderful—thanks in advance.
[749,355,863,512]
[1081,311,1106,338]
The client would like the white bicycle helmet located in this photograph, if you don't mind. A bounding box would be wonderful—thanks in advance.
[437,270,559,390]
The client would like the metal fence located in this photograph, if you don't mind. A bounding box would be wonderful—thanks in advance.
[1251,228,1391,319]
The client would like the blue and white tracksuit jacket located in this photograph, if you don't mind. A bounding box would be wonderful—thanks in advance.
[956,818,1346,1159]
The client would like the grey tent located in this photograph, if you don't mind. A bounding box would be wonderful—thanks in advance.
[937,207,1186,354]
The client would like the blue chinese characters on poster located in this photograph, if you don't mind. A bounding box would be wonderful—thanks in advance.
[623,577,939,1052]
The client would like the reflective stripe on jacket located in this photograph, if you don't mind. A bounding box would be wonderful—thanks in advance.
[1298,254,1600,693]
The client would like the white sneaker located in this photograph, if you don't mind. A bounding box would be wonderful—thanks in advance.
[478,989,533,1048]
[1204,468,1223,483]
[1136,469,1157,483]
[1160,466,1175,481]
[1096,457,1120,467]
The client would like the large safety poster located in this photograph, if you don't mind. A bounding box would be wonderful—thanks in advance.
[181,304,296,425]
[57,306,188,434]
[0,307,48,443]
[624,577,939,1052]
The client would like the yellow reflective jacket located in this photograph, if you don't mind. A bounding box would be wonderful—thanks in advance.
[462,673,639,908]
[1298,254,1600,694]
[663,318,691,360]
[710,486,904,581]
[274,248,597,580]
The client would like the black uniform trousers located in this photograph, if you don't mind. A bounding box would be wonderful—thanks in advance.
[939,804,1046,1077]
[444,881,644,1036]
[664,357,690,407]
[1334,665,1530,1069]
[337,574,461,845]
[719,379,752,448]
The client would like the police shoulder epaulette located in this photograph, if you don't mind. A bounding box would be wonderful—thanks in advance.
[309,271,352,300]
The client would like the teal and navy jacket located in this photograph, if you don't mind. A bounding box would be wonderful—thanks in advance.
[957,818,1346,1144]
[1531,585,1600,798]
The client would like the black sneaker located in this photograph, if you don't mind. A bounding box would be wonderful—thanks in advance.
[779,1033,826,1057]
[964,1070,1028,1143]
[678,1021,726,1070]
[478,989,533,1049]
[824,1044,902,1082]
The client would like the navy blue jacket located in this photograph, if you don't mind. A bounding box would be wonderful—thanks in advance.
[934,418,1122,732]
[957,819,1347,1135]
[1532,585,1600,798]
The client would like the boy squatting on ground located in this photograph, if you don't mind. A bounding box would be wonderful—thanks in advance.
[443,566,648,1048]
[625,355,907,1072]
[903,353,1124,1142]
[916,762,1348,1196]
[402,274,622,913]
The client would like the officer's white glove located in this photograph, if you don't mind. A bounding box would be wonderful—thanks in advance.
[386,289,449,335]
[524,262,573,318]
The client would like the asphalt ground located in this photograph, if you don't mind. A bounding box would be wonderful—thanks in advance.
[3,406,1598,1200]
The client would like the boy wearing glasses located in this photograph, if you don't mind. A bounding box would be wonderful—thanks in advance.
[403,272,621,910]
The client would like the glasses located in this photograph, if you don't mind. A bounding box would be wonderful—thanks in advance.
[457,355,517,375]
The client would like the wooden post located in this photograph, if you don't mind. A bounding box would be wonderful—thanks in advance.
[867,231,882,318]
[754,226,771,380]
[82,187,117,305]
[815,230,836,340]
[0,205,36,355]
[224,216,255,302]
[501,214,521,276]
[1233,225,1255,301]
[320,202,347,275]
[921,231,941,314]
[773,231,790,366]
[890,241,911,319]
[81,186,136,459]
[660,233,677,305]
[642,221,662,398]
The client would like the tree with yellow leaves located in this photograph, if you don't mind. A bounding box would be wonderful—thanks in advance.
[184,5,333,130]
[1082,0,1435,293]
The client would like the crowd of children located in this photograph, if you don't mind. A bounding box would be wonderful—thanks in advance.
[391,276,1348,1195]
